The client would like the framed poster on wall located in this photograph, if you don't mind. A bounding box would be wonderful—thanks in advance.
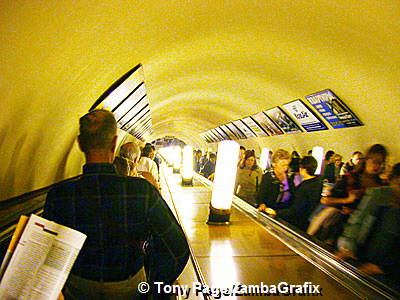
[202,131,212,143]
[241,117,268,137]
[215,127,230,140]
[201,133,212,143]
[226,122,247,139]
[251,112,283,136]
[305,89,363,128]
[207,130,220,142]
[211,128,225,141]
[265,107,302,134]
[233,120,257,138]
[205,132,217,143]
[282,99,328,132]
[220,124,237,140]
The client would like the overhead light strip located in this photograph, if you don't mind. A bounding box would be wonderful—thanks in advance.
[116,93,147,123]
[132,119,152,135]
[124,109,150,132]
[111,82,144,113]
[122,104,149,130]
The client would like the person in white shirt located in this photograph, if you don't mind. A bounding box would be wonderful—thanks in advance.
[137,144,160,189]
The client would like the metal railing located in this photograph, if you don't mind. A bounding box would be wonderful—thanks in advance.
[0,176,81,247]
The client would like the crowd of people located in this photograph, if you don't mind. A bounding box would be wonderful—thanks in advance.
[41,108,398,297]
[114,139,399,289]
[194,144,399,288]
[114,142,161,189]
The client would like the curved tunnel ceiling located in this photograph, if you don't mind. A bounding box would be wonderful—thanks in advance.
[1,0,399,198]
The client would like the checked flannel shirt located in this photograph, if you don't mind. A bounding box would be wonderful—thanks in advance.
[43,163,189,284]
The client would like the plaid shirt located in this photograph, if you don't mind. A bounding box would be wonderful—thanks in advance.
[43,163,189,284]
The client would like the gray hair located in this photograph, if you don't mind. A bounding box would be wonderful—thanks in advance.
[119,142,141,162]
[79,109,117,151]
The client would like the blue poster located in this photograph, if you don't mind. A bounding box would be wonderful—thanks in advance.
[306,90,363,129]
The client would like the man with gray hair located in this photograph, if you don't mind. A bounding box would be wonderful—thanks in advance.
[120,141,141,163]
[43,109,189,299]
[116,141,141,176]
[118,141,158,187]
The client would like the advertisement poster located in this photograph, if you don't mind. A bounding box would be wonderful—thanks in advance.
[265,107,302,134]
[201,133,212,143]
[207,130,220,142]
[220,125,237,140]
[226,122,247,139]
[211,128,224,141]
[306,89,363,128]
[233,120,257,138]
[241,117,268,137]
[251,112,283,136]
[205,132,217,143]
[282,99,328,132]
[215,127,230,140]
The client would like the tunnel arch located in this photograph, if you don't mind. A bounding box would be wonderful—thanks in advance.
[1,0,399,200]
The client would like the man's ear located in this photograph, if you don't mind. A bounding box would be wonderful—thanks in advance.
[111,135,118,154]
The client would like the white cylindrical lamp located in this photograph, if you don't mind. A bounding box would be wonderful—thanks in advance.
[259,147,271,172]
[312,146,324,175]
[172,146,182,173]
[207,140,240,225]
[181,145,193,185]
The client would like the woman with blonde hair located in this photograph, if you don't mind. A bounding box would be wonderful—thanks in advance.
[234,150,263,206]
[256,149,296,212]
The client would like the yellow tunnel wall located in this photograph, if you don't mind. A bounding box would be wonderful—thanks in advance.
[0,1,399,200]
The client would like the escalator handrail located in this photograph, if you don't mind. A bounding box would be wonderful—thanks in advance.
[0,175,81,208]
[0,175,81,238]
[161,166,214,300]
